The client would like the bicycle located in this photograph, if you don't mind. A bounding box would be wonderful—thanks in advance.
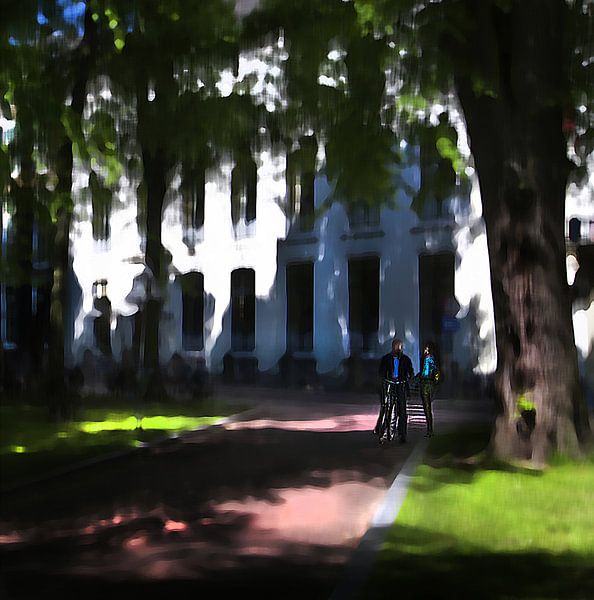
[375,378,407,444]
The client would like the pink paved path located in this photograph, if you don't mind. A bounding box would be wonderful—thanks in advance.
[0,389,427,599]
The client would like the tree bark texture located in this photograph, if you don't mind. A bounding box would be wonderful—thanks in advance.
[135,57,176,399]
[140,147,167,378]
[454,0,590,462]
[12,105,36,387]
[50,8,97,396]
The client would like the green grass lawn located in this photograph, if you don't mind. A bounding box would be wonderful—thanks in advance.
[0,397,232,488]
[362,428,594,600]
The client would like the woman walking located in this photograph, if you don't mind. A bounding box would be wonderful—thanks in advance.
[418,343,440,437]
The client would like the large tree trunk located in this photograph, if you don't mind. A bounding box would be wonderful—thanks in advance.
[140,146,168,399]
[12,106,36,391]
[49,8,97,402]
[454,0,590,463]
[134,57,176,401]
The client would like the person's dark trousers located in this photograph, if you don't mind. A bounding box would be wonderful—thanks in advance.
[376,381,396,440]
[420,380,435,434]
[374,388,387,436]
[389,383,408,441]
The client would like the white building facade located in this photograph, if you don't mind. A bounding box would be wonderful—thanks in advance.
[64,137,594,399]
[2,41,593,400]
[47,124,480,389]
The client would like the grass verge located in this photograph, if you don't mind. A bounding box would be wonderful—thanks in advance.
[0,397,234,488]
[362,427,594,600]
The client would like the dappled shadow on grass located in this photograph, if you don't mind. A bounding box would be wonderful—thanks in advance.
[363,524,594,599]
[363,427,594,600]
[425,426,492,463]
[412,426,549,494]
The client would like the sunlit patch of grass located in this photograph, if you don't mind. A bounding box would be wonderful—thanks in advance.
[79,415,140,433]
[0,401,232,487]
[76,413,223,434]
[362,429,594,599]
[140,414,220,430]
[392,462,594,555]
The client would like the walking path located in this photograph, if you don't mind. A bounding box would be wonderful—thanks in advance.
[0,386,493,600]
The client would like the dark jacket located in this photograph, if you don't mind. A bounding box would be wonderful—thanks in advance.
[378,352,414,384]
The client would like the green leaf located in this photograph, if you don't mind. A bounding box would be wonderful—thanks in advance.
[61,107,89,161]
[396,94,427,112]
[49,192,73,223]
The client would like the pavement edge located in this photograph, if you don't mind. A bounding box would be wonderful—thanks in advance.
[329,436,429,600]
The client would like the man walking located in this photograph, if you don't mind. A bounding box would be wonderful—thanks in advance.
[376,338,414,444]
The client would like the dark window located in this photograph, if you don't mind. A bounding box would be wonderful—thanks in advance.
[231,157,257,225]
[419,252,456,359]
[180,272,204,351]
[182,166,205,233]
[418,195,453,220]
[287,165,315,232]
[287,136,316,232]
[231,268,255,351]
[568,218,581,242]
[348,256,379,353]
[286,262,314,352]
[92,279,112,356]
[89,171,111,241]
[348,203,380,229]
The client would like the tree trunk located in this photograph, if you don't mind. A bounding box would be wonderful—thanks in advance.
[49,8,97,400]
[140,147,168,396]
[12,108,35,392]
[454,0,590,463]
[134,57,176,401]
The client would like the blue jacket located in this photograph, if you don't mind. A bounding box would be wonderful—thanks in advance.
[420,354,440,382]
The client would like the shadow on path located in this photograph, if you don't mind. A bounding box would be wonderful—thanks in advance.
[1,397,421,599]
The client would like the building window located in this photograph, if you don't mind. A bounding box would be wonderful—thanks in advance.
[231,156,257,225]
[568,217,581,243]
[419,195,455,220]
[92,279,112,356]
[348,202,380,229]
[231,268,255,351]
[180,272,204,351]
[286,262,314,352]
[288,172,315,231]
[419,252,456,360]
[287,136,316,232]
[89,171,111,241]
[348,256,379,353]
[182,164,205,240]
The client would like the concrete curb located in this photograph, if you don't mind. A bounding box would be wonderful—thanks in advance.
[1,406,262,494]
[329,436,429,600]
